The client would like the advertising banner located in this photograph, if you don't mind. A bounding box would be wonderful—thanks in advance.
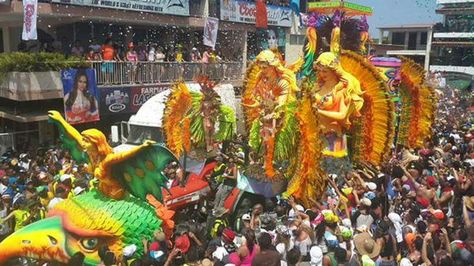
[203,17,219,48]
[220,0,292,28]
[101,84,170,115]
[22,0,37,40]
[51,0,189,16]
[61,68,100,124]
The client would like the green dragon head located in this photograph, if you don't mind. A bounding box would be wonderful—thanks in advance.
[0,189,161,265]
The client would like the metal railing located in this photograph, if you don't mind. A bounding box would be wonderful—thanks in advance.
[90,61,244,85]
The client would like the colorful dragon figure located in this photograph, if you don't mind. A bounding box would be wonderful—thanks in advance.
[242,49,299,179]
[398,57,437,148]
[0,111,176,265]
[163,78,236,158]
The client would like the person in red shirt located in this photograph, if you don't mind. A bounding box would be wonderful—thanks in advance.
[101,39,115,84]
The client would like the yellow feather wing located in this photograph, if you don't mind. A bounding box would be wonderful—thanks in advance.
[163,82,193,157]
[340,50,395,165]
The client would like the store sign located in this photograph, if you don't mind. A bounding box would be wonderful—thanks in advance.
[51,0,189,16]
[130,85,168,112]
[220,0,292,28]
[101,84,170,115]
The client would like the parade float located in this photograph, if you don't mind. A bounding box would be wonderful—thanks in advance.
[0,1,438,264]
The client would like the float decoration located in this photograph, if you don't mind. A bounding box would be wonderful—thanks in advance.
[242,49,299,179]
[398,57,437,148]
[0,111,177,265]
[163,78,236,158]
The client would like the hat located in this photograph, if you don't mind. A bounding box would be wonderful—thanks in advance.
[354,232,381,259]
[430,209,445,220]
[465,196,474,212]
[60,174,71,182]
[288,204,305,218]
[321,209,339,223]
[341,226,353,240]
[366,182,377,191]
[242,213,251,221]
[36,186,47,193]
[364,192,376,200]
[73,187,85,196]
[10,158,18,166]
[123,244,137,257]
[309,246,323,266]
[174,235,190,253]
[222,228,236,243]
[360,198,372,207]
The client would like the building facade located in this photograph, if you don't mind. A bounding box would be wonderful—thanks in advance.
[0,0,298,152]
[375,24,434,70]
[430,0,474,90]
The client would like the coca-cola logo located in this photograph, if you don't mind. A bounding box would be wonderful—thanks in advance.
[239,2,256,17]
[24,3,35,33]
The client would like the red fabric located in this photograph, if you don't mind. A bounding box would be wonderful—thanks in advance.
[255,0,268,29]
[222,228,236,243]
[149,242,160,252]
[417,197,430,208]
[102,45,115,60]
[174,235,190,253]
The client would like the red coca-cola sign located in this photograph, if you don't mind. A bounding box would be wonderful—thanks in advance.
[239,2,256,16]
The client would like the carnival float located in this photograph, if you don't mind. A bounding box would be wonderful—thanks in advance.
[0,1,437,264]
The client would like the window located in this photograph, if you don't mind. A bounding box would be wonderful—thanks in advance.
[391,32,405,45]
[289,34,305,45]
[420,32,427,45]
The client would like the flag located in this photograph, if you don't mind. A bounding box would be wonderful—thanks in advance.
[203,17,219,48]
[290,0,300,14]
[255,0,267,29]
[22,0,37,40]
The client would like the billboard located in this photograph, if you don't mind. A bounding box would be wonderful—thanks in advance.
[61,68,100,124]
[51,0,189,16]
[101,84,170,115]
[220,0,292,28]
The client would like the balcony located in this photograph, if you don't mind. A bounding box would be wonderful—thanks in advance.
[90,61,244,86]
[0,61,244,102]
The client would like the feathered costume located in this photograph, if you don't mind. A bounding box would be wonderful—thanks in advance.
[0,111,177,265]
[286,11,394,204]
[398,57,437,148]
[242,50,299,179]
[163,78,236,158]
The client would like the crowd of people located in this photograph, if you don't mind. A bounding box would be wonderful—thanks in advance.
[0,83,473,266]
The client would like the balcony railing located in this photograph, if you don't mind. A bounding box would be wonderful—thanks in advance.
[89,61,244,86]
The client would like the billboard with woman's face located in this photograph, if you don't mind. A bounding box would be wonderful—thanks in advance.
[61,68,100,124]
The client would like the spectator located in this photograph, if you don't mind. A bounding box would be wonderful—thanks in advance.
[71,40,84,57]
[252,232,281,266]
